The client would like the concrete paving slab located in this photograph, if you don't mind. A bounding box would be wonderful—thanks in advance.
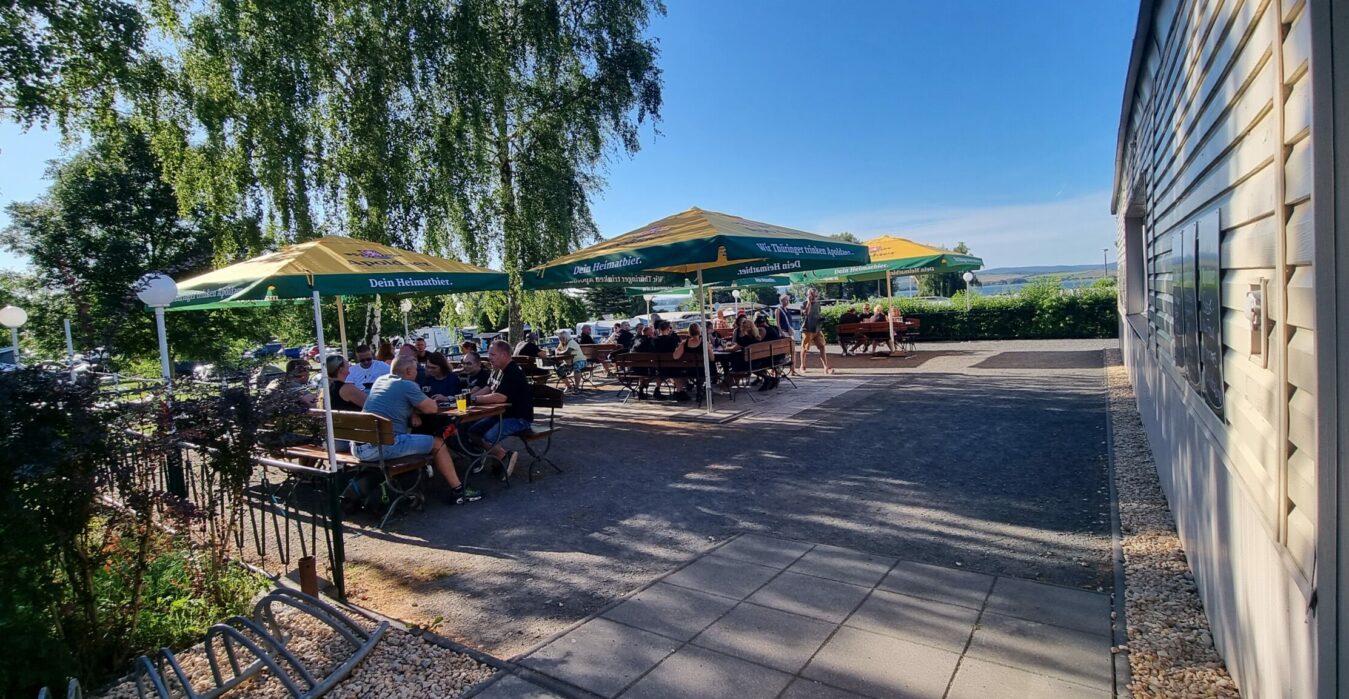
[843,588,981,652]
[803,626,960,698]
[878,560,995,609]
[965,612,1113,690]
[712,535,814,569]
[471,673,568,699]
[601,582,738,642]
[984,577,1111,636]
[785,544,896,587]
[690,602,836,673]
[618,645,793,699]
[520,618,678,698]
[660,553,780,600]
[746,571,871,623]
[778,678,867,699]
[946,657,1110,699]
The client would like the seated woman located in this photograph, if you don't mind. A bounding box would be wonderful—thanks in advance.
[419,351,462,400]
[670,321,710,402]
[720,316,762,390]
[552,330,587,393]
[324,355,367,453]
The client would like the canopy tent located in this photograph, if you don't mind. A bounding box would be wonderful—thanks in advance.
[167,236,508,310]
[622,276,790,298]
[526,208,869,412]
[788,236,982,285]
[523,208,867,291]
[163,236,508,475]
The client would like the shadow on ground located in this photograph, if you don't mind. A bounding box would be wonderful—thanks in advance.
[337,342,1114,657]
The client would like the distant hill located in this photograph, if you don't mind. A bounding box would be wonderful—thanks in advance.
[979,263,1117,277]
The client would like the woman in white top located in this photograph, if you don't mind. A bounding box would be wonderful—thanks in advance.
[553,330,587,392]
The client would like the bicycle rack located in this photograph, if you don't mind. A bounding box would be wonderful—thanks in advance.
[38,589,388,699]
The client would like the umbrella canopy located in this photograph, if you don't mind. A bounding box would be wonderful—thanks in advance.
[622,276,790,298]
[523,208,868,290]
[789,235,982,284]
[166,236,508,310]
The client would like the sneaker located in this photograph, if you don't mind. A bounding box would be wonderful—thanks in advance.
[470,461,486,474]
[447,487,483,505]
[502,451,519,481]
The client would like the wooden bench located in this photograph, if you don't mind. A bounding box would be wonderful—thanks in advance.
[721,339,794,402]
[838,320,914,355]
[281,409,432,528]
[612,352,711,404]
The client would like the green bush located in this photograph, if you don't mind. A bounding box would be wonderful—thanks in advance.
[820,287,1119,342]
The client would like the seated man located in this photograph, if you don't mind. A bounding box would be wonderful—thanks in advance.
[466,341,535,481]
[461,351,493,396]
[266,359,319,408]
[513,331,544,359]
[397,342,428,383]
[345,344,390,391]
[413,336,429,363]
[360,355,481,505]
[753,315,783,390]
[578,325,596,345]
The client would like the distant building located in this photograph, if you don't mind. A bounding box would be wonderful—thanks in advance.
[1111,2,1343,697]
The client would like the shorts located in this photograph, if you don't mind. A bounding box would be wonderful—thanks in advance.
[353,433,435,462]
[555,358,586,376]
[801,330,826,350]
[470,416,533,443]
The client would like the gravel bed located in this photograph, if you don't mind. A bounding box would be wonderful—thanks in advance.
[94,601,495,699]
[1106,350,1241,698]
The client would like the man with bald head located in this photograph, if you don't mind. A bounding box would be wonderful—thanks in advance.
[360,354,482,505]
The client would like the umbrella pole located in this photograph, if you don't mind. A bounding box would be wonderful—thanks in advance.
[336,296,349,358]
[698,269,714,414]
[886,272,895,350]
[311,291,339,472]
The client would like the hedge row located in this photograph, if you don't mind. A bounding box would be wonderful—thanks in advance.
[818,289,1119,342]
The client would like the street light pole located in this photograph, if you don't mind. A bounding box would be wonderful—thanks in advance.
[0,305,28,367]
[137,273,183,497]
[1103,248,1109,278]
[962,272,975,313]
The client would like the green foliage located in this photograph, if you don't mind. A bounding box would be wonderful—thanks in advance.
[1092,275,1118,289]
[584,287,638,318]
[1,126,265,363]
[0,370,272,694]
[818,286,1119,342]
[0,0,149,130]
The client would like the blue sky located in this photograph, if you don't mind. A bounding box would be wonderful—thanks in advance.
[0,0,1136,271]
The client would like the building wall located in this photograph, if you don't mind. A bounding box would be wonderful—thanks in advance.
[1115,0,1319,695]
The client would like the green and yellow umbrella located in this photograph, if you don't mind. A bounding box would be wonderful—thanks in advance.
[167,236,507,311]
[788,235,982,285]
[526,208,867,413]
[523,208,868,290]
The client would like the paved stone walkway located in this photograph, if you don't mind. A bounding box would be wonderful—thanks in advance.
[472,534,1115,698]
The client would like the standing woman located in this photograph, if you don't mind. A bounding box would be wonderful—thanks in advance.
[798,288,834,375]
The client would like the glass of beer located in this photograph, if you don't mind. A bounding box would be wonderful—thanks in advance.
[455,392,468,412]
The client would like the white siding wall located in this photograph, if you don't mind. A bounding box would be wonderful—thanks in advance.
[1116,0,1318,696]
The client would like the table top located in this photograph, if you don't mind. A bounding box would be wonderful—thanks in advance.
[436,403,507,422]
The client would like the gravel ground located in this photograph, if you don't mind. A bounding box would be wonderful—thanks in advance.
[1105,350,1241,698]
[93,602,495,699]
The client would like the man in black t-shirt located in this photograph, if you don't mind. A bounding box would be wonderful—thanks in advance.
[612,322,635,351]
[652,320,680,352]
[462,351,493,395]
[469,341,535,480]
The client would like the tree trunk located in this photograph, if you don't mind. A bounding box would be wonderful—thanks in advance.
[496,108,524,343]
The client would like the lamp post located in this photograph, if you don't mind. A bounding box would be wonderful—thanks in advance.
[0,305,28,366]
[643,294,655,318]
[731,289,741,316]
[1103,248,1110,279]
[399,298,413,341]
[136,273,185,497]
[962,272,975,313]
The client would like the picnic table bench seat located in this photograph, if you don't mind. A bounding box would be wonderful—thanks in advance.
[838,319,920,354]
[721,338,795,402]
